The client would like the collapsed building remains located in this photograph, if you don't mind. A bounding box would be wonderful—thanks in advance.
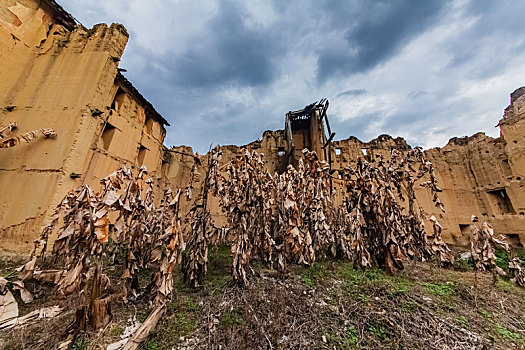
[0,0,169,250]
[1,0,524,252]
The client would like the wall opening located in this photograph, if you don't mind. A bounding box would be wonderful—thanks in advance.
[486,188,515,214]
[505,233,522,246]
[277,147,286,157]
[111,87,126,112]
[335,148,341,155]
[161,159,168,177]
[145,115,154,135]
[101,123,116,151]
[459,224,470,236]
[361,148,368,155]
[138,145,148,166]
[501,159,512,176]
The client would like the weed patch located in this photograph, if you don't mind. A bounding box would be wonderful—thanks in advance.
[302,262,325,287]
[401,301,417,313]
[493,323,524,343]
[424,282,455,297]
[368,322,388,340]
[220,309,243,328]
[455,316,468,328]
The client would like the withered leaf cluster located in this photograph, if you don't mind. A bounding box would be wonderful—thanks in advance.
[509,258,525,287]
[182,147,453,286]
[14,166,184,333]
[182,146,222,287]
[0,122,56,148]
[468,216,509,276]
[468,215,524,286]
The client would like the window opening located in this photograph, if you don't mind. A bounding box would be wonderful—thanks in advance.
[138,145,148,166]
[145,115,154,135]
[111,87,126,112]
[486,188,515,214]
[101,123,116,151]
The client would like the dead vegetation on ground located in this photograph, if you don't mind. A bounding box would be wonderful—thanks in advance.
[1,146,524,349]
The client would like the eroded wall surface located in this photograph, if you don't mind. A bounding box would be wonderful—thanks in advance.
[0,0,167,252]
[165,93,525,246]
[419,90,525,244]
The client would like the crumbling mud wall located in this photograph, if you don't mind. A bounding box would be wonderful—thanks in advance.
[164,92,525,247]
[2,1,524,252]
[419,89,525,245]
[0,0,168,252]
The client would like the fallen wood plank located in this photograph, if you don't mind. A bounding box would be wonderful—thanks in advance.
[121,305,165,350]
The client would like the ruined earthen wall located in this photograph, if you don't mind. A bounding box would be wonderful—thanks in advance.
[164,96,525,246]
[419,92,525,245]
[0,0,167,252]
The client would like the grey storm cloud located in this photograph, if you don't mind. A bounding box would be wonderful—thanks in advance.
[63,0,525,153]
[170,1,281,88]
[316,0,448,82]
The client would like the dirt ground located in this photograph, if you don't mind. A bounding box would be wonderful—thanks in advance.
[1,247,525,349]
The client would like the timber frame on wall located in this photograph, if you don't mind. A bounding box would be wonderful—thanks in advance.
[284,99,335,174]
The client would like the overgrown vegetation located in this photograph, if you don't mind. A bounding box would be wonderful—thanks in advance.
[1,145,524,349]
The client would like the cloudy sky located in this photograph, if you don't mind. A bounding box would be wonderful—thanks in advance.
[63,0,525,153]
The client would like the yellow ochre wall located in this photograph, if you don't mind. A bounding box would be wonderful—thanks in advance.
[0,0,167,252]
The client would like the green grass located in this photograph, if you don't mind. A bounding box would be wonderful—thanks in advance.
[343,325,359,348]
[143,336,160,350]
[206,245,232,289]
[497,279,520,295]
[302,262,325,287]
[357,293,370,303]
[108,325,124,337]
[72,338,90,350]
[219,309,243,328]
[401,301,417,313]
[494,323,524,343]
[455,316,468,328]
[324,325,359,349]
[186,300,198,312]
[368,322,388,341]
[138,310,150,323]
[424,282,455,297]
[335,263,388,289]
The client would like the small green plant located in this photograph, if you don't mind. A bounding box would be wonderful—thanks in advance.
[143,336,160,350]
[480,309,492,320]
[495,250,510,271]
[72,337,90,350]
[302,262,325,287]
[494,323,523,343]
[220,309,243,328]
[454,258,475,271]
[424,282,455,297]
[445,303,456,311]
[455,316,468,328]
[343,325,358,347]
[186,300,198,312]
[357,293,370,303]
[401,301,417,313]
[369,322,388,340]
[388,277,412,296]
